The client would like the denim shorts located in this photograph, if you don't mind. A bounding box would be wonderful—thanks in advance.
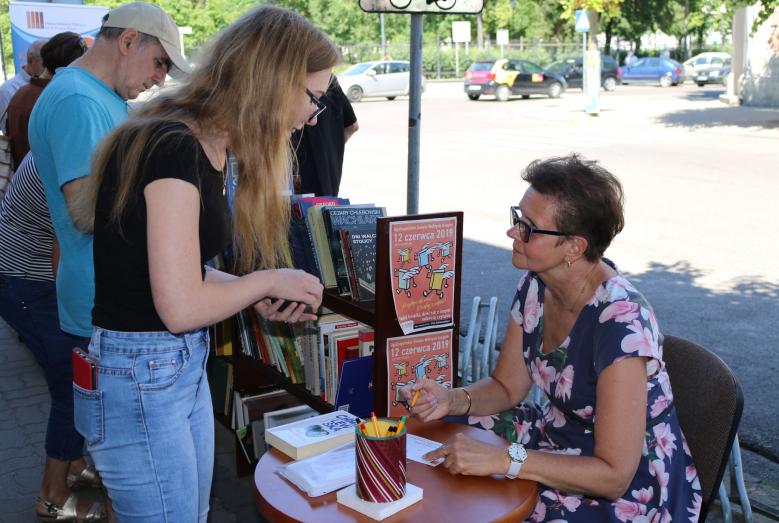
[74,327,213,523]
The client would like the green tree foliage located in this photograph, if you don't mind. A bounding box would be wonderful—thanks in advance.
[1,0,774,78]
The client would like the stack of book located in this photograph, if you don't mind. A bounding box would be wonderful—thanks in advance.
[231,389,303,463]
[235,307,374,410]
[290,195,384,302]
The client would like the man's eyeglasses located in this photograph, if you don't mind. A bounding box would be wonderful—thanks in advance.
[510,206,570,243]
[306,88,327,122]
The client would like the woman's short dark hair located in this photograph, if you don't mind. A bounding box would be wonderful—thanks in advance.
[522,154,624,262]
[40,32,88,75]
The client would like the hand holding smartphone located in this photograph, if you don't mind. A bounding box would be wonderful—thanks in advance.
[274,299,315,316]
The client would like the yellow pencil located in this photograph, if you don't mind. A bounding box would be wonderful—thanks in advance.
[396,415,407,434]
[410,389,421,409]
[370,411,381,438]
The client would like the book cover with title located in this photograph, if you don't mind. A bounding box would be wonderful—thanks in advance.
[265,410,359,460]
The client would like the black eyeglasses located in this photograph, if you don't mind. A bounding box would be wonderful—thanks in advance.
[306,88,327,122]
[510,206,570,243]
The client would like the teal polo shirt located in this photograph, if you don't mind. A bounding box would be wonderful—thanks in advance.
[29,66,127,337]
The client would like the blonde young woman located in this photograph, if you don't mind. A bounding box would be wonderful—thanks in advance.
[71,7,334,521]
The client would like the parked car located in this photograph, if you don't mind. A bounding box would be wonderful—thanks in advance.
[544,55,622,91]
[464,58,567,101]
[694,58,731,86]
[683,52,730,82]
[338,60,425,102]
[620,57,682,87]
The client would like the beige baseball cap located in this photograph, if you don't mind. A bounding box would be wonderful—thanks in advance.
[102,2,190,80]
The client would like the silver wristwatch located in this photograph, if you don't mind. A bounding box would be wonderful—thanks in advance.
[505,443,528,479]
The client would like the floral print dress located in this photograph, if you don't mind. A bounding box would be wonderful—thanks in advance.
[467,266,701,522]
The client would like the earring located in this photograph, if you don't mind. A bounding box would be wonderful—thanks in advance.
[566,259,572,268]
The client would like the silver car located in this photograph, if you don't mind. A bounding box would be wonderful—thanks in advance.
[338,60,425,102]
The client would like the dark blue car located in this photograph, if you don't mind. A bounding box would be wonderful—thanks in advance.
[621,57,682,87]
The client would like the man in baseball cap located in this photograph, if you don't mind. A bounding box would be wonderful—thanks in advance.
[101,1,190,80]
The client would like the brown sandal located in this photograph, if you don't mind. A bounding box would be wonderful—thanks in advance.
[36,494,105,522]
[66,465,101,490]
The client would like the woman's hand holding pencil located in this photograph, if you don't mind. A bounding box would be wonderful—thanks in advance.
[398,377,452,422]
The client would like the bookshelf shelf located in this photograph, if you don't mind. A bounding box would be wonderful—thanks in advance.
[322,290,375,326]
[238,353,334,414]
[217,211,463,476]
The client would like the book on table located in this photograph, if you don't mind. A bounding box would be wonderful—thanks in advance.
[264,410,359,460]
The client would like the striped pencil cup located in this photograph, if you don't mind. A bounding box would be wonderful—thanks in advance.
[355,419,407,503]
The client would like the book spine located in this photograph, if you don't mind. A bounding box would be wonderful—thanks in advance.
[341,229,359,301]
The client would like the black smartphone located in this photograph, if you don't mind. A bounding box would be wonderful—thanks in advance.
[275,299,315,315]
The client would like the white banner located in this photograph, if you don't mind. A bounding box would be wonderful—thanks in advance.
[9,1,108,72]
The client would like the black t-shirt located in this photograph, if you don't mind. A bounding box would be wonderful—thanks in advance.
[296,80,357,196]
[92,121,230,332]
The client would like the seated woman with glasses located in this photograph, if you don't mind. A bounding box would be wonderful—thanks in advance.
[401,154,701,522]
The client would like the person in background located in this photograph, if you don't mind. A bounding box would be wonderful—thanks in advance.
[0,154,105,522]
[70,6,332,521]
[402,154,701,522]
[0,39,47,131]
[0,31,94,523]
[624,50,638,67]
[293,77,358,196]
[6,32,88,167]
[28,1,186,354]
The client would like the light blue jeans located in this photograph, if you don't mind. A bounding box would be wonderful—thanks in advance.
[74,327,213,522]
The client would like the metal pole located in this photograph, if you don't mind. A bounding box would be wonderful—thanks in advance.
[582,31,586,95]
[436,34,441,80]
[406,13,423,215]
[0,28,7,82]
[684,0,689,60]
[455,43,459,78]
[380,13,387,58]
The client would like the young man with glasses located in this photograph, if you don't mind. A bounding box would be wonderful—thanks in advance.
[294,77,359,196]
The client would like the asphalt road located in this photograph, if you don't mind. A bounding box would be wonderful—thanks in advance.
[339,80,779,462]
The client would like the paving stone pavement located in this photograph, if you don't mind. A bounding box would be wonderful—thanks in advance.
[1,315,776,522]
[0,317,265,523]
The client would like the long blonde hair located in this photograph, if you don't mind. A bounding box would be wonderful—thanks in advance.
[74,6,339,273]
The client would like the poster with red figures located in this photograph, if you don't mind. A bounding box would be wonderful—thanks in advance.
[389,217,457,335]
[386,330,453,418]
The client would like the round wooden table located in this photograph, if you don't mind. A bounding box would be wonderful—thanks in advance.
[255,419,538,522]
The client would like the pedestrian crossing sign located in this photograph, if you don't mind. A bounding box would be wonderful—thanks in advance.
[575,9,590,33]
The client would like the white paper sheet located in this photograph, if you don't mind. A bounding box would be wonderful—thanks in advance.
[406,434,444,466]
[277,441,355,497]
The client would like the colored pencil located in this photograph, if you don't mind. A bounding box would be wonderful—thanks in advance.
[410,389,421,409]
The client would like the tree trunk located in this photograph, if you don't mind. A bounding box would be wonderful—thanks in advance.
[634,39,642,55]
[477,12,484,49]
[604,18,614,54]
[587,10,599,50]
